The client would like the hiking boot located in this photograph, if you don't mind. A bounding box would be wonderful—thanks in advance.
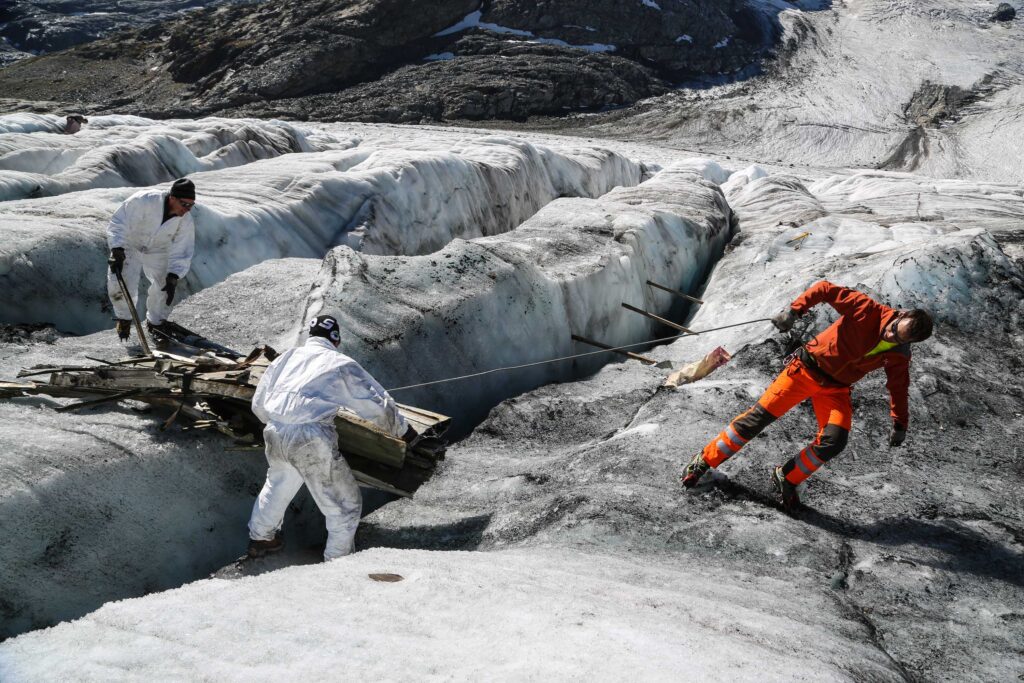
[146,321,171,348]
[681,452,710,489]
[771,466,800,511]
[247,534,284,558]
[115,319,131,341]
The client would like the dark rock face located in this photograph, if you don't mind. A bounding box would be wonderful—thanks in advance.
[903,80,972,127]
[166,0,479,106]
[0,36,31,66]
[0,0,792,123]
[480,0,766,79]
[991,3,1016,22]
[229,38,671,123]
[0,0,247,57]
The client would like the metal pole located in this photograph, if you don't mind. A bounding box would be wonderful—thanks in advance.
[621,302,695,334]
[646,280,704,305]
[114,269,153,357]
[571,334,657,365]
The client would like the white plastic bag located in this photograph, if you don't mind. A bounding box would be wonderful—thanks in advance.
[664,346,732,387]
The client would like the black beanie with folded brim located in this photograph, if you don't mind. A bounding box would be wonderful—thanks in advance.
[170,178,196,200]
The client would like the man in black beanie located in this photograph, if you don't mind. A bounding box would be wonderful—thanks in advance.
[106,177,197,341]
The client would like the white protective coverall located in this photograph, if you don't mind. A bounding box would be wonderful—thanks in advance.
[248,336,409,560]
[106,189,195,325]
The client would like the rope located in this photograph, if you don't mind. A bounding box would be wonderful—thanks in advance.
[386,317,773,392]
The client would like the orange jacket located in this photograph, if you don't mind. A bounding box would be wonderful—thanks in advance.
[790,281,911,428]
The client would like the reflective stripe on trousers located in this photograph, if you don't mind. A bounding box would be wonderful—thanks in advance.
[703,422,750,468]
[702,358,853,483]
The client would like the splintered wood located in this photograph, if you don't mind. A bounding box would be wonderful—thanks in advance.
[0,346,450,497]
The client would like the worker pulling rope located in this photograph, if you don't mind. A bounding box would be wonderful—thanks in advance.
[386,318,773,392]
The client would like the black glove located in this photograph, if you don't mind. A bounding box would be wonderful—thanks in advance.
[889,423,907,447]
[108,247,126,275]
[771,308,799,332]
[161,273,179,306]
[401,425,419,446]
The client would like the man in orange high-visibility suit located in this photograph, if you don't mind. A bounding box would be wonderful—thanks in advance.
[682,281,934,510]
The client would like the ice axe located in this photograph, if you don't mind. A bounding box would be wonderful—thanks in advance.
[110,263,153,357]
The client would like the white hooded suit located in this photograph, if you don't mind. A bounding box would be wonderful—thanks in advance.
[106,188,195,325]
[248,336,409,560]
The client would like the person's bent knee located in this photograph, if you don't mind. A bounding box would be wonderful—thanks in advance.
[733,403,777,440]
[816,424,849,461]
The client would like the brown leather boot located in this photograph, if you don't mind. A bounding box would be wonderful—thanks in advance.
[247,534,284,558]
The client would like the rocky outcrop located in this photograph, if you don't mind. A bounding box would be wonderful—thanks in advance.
[903,80,972,127]
[166,0,479,106]
[229,38,671,123]
[0,0,779,123]
[991,2,1016,22]
[0,0,242,57]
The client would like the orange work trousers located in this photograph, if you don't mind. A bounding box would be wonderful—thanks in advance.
[702,358,852,484]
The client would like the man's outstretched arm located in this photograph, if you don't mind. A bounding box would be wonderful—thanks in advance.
[884,356,911,446]
[790,281,883,319]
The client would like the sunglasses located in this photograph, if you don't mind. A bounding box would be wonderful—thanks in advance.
[888,316,910,343]
[176,198,195,209]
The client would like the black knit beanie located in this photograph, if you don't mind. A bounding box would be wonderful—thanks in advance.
[169,178,196,200]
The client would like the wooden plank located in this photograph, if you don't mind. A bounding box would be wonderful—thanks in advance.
[152,350,198,364]
[50,372,173,392]
[352,471,412,498]
[188,378,256,401]
[335,411,407,469]
[621,302,695,334]
[0,381,41,391]
[56,389,145,413]
[646,280,704,305]
[571,334,657,365]
[396,403,452,435]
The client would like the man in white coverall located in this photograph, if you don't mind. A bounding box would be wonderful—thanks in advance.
[247,314,417,561]
[106,178,196,340]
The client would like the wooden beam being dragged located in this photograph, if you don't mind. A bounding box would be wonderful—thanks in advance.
[646,280,704,305]
[570,334,657,365]
[621,303,695,335]
[56,389,147,412]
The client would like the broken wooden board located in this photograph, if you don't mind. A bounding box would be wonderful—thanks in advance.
[1,345,451,497]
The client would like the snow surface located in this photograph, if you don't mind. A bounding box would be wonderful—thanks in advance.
[588,0,1024,182]
[300,164,732,428]
[0,128,1022,679]
[0,548,899,682]
[661,165,1024,363]
[0,116,642,332]
[3,3,1024,676]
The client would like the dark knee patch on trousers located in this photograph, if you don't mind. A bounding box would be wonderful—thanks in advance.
[816,424,849,461]
[732,404,776,440]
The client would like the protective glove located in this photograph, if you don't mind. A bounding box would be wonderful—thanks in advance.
[771,308,799,333]
[401,425,420,447]
[889,423,907,447]
[108,247,126,275]
[161,273,179,306]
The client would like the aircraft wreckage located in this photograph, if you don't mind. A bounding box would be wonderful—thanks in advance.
[0,323,450,497]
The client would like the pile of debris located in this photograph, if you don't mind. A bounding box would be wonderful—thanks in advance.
[0,324,450,497]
